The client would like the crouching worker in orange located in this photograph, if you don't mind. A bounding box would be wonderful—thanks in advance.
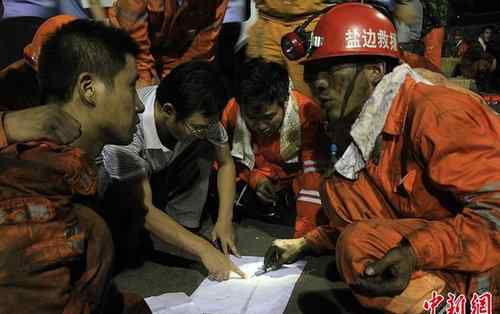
[0,20,150,313]
[109,0,229,88]
[264,3,500,313]
[222,58,327,237]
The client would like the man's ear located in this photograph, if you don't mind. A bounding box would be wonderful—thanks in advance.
[160,102,176,117]
[77,72,97,107]
[365,63,386,85]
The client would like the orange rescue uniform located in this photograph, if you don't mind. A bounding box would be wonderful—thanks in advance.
[0,115,150,314]
[109,0,229,85]
[398,27,446,73]
[305,77,500,312]
[399,49,442,73]
[222,91,327,237]
[422,26,446,70]
[247,1,331,97]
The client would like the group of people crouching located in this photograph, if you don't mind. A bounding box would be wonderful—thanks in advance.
[0,3,499,314]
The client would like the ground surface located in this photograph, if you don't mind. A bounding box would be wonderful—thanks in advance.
[114,218,375,314]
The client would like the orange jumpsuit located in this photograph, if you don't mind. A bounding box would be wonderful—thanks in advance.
[109,0,229,84]
[0,115,150,314]
[247,1,331,97]
[400,49,442,73]
[305,77,500,312]
[423,27,445,70]
[222,91,327,237]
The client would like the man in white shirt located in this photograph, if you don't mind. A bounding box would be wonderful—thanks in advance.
[101,61,244,281]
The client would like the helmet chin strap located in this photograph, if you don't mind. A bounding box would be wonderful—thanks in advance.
[331,64,363,159]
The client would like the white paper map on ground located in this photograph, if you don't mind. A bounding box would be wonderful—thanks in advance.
[145,292,201,314]
[191,256,306,314]
[159,302,201,314]
[145,256,306,314]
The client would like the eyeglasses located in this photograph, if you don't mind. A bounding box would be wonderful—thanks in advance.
[183,120,211,139]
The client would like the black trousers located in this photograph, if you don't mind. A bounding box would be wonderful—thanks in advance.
[100,140,214,271]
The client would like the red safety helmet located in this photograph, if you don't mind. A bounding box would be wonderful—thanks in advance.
[299,2,400,64]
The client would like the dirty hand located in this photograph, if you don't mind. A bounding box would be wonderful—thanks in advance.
[264,238,309,270]
[4,105,81,144]
[350,243,417,297]
[200,245,246,281]
[255,179,277,204]
[211,219,240,257]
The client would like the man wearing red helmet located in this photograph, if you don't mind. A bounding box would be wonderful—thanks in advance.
[264,3,500,313]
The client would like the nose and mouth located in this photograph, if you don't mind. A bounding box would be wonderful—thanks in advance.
[317,96,339,118]
[313,82,335,109]
[317,95,333,104]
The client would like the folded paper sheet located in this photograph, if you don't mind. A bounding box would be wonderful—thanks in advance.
[145,256,306,314]
[159,302,201,314]
[191,256,306,314]
[145,292,201,314]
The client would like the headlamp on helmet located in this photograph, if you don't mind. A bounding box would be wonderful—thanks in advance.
[281,3,401,64]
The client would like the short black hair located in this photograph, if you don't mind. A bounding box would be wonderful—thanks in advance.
[481,25,495,35]
[156,61,227,121]
[38,19,139,103]
[235,58,289,114]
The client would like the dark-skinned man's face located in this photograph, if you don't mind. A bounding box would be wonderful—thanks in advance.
[241,101,285,138]
[305,62,376,151]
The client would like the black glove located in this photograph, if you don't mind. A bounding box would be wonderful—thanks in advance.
[350,244,417,297]
[263,244,284,271]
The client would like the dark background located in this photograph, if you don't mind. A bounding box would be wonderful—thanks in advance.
[450,0,500,25]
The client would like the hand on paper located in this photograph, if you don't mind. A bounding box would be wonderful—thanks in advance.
[264,238,308,270]
[200,246,246,281]
[211,219,240,257]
